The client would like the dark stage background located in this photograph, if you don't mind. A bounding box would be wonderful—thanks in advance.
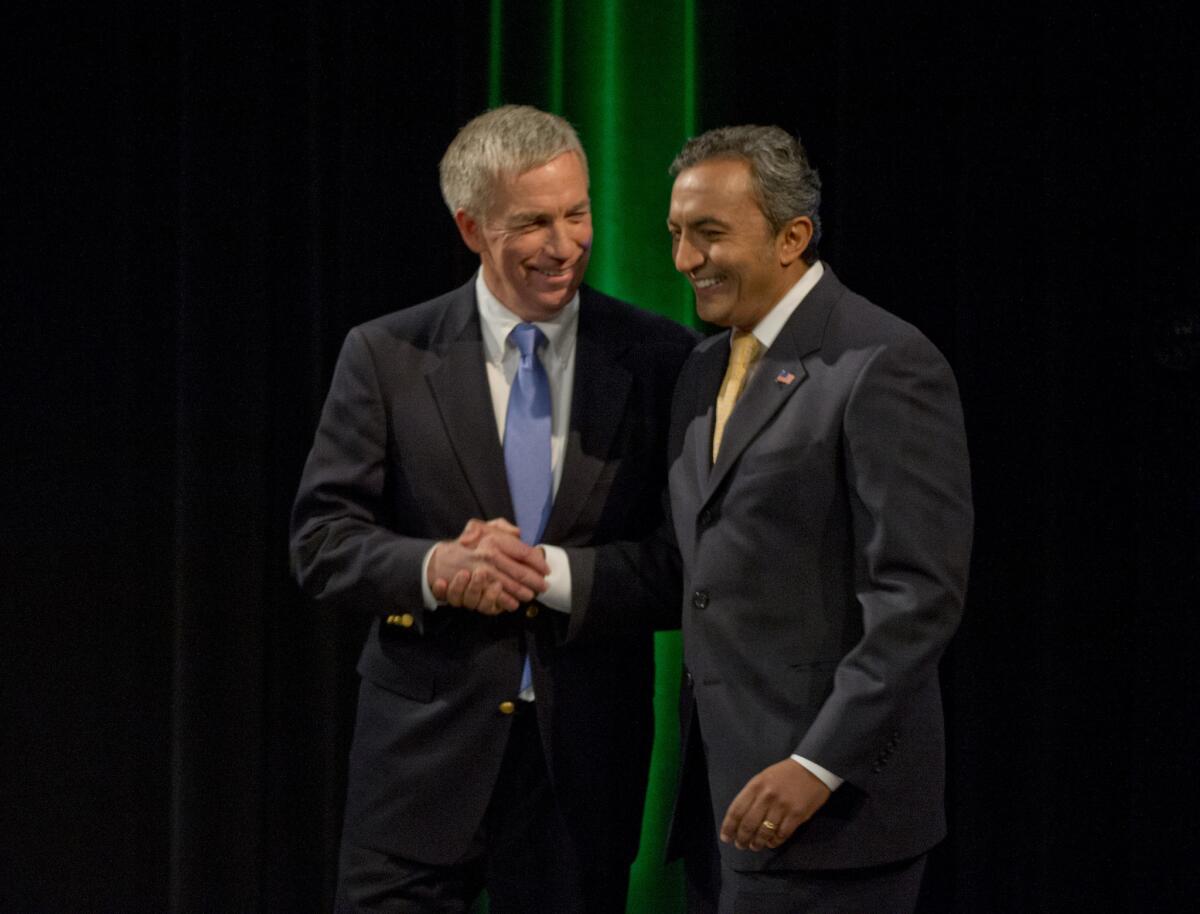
[4,2,1197,912]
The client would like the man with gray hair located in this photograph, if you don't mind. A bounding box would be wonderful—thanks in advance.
[291,104,696,912]
[664,126,973,912]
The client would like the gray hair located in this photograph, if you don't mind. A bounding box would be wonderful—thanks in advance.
[670,125,822,264]
[439,105,588,219]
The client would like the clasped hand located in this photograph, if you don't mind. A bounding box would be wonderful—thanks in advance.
[720,758,832,852]
[428,518,549,615]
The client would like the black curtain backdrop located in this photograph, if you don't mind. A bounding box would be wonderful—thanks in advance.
[4,3,1197,912]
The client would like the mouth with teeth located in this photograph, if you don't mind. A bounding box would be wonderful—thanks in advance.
[691,274,726,291]
[527,263,582,291]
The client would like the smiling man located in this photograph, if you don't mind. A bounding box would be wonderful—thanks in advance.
[664,126,974,913]
[291,105,696,913]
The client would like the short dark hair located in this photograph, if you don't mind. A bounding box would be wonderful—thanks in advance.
[671,125,822,264]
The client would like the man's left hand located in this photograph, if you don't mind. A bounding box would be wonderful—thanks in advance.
[720,759,832,851]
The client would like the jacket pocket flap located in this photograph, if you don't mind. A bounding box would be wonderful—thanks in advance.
[357,647,436,703]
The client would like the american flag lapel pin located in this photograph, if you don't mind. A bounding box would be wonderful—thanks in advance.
[775,368,797,386]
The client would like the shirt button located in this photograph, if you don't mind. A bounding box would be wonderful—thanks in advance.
[498,701,516,715]
[692,590,709,610]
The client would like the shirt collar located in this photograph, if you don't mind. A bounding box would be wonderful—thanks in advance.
[744,260,825,351]
[475,270,580,366]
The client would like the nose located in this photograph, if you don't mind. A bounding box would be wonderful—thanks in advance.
[673,234,703,274]
[545,220,581,260]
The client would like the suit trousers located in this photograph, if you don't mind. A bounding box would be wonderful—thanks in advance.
[336,701,628,914]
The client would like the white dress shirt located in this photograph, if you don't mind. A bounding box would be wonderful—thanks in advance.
[743,260,823,358]
[419,271,576,613]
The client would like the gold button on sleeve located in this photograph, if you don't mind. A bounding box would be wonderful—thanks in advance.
[524,604,540,619]
[386,613,415,628]
[498,701,516,715]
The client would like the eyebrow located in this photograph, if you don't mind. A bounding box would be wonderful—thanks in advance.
[667,216,731,231]
[505,211,545,225]
[506,201,591,225]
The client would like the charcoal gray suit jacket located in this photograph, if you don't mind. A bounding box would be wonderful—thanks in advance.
[667,265,973,872]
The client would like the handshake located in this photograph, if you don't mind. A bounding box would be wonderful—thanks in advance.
[427,518,551,615]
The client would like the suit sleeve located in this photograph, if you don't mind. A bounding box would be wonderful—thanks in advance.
[794,331,973,785]
[561,515,683,642]
[289,327,437,622]
[559,334,697,643]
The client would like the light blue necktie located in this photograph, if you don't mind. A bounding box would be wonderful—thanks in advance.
[504,323,552,694]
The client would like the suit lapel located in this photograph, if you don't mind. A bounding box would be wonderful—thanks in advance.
[704,331,808,502]
[541,289,633,543]
[702,267,844,505]
[425,282,515,522]
[688,335,730,497]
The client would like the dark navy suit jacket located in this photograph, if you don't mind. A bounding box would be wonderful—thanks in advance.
[291,279,697,868]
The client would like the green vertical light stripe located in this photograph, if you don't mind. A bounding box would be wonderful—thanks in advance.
[488,0,503,108]
[487,3,698,910]
[683,0,697,137]
[589,0,623,300]
[563,3,696,911]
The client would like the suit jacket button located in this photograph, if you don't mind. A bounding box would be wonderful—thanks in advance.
[698,508,712,527]
[525,604,540,620]
[386,613,414,628]
[498,701,516,715]
[692,590,709,610]
[684,670,694,687]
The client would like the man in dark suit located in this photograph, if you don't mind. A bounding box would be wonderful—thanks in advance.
[290,105,696,913]
[664,126,974,913]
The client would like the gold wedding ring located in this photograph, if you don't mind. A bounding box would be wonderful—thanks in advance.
[760,819,777,831]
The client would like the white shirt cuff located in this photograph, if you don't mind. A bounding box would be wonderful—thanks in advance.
[537,544,572,613]
[790,755,843,791]
[420,544,439,610]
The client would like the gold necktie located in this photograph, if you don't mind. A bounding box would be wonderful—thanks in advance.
[712,330,763,462]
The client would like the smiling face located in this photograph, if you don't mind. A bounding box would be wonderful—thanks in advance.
[668,157,810,331]
[454,151,592,322]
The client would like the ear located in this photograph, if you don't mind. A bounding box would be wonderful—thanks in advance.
[453,209,486,254]
[777,216,814,267]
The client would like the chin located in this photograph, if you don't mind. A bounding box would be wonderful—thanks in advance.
[696,304,730,328]
[520,293,572,320]
[542,288,575,308]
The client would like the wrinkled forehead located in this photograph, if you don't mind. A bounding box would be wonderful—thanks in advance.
[500,150,588,188]
[485,151,591,217]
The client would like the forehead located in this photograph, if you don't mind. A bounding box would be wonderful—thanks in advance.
[669,157,762,221]
[493,152,589,213]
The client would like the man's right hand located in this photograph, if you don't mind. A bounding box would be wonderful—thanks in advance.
[428,518,549,615]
